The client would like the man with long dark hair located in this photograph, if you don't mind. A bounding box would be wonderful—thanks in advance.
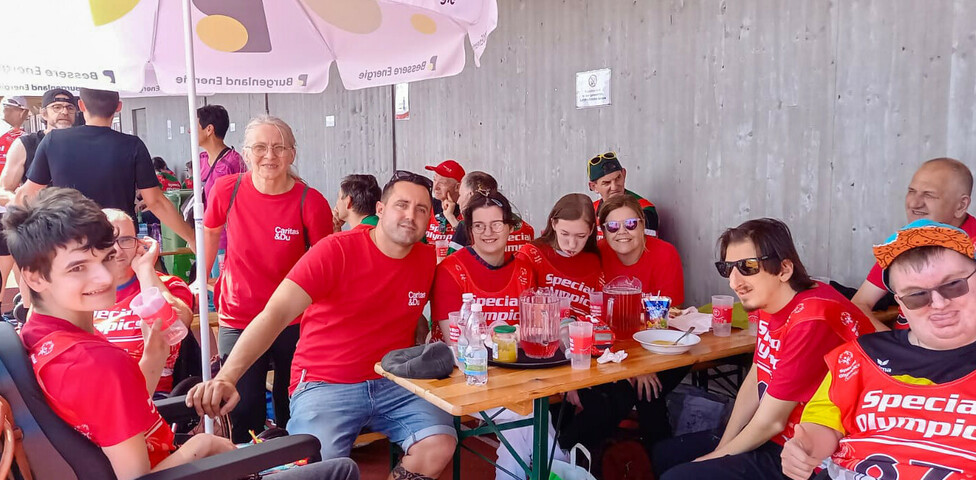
[655,218,875,480]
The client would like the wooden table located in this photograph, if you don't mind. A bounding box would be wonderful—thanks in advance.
[375,330,756,480]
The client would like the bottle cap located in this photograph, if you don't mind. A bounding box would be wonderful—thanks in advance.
[471,303,483,312]
[462,293,475,301]
[493,325,516,334]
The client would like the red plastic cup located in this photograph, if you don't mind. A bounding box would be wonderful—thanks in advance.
[711,295,734,337]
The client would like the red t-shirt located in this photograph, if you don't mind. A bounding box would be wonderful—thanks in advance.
[0,128,24,172]
[204,174,332,329]
[505,221,536,254]
[598,236,685,305]
[865,214,976,330]
[21,313,175,466]
[516,243,604,317]
[754,282,876,446]
[286,227,436,389]
[430,248,536,340]
[824,341,976,478]
[93,273,193,394]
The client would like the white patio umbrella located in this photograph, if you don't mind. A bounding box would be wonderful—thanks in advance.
[0,0,497,432]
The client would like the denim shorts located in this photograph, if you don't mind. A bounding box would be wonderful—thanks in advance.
[287,377,456,460]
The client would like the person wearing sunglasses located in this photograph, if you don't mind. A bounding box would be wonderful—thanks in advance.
[655,218,874,480]
[202,115,333,444]
[851,158,975,331]
[93,209,193,397]
[189,172,457,479]
[556,194,688,458]
[517,193,604,317]
[587,151,659,239]
[781,219,976,480]
[446,171,535,255]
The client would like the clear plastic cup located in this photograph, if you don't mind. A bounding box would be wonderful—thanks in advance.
[568,321,593,369]
[435,239,449,259]
[747,312,759,336]
[711,295,734,337]
[588,292,604,321]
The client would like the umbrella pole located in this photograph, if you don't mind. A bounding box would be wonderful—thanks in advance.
[180,0,213,435]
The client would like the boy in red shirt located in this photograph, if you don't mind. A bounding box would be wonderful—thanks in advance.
[8,188,233,480]
[654,218,875,480]
[188,172,456,480]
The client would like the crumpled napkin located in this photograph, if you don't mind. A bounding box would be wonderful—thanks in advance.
[596,348,628,364]
[669,307,712,333]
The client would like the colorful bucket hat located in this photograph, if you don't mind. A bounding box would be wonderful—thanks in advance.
[873,219,975,291]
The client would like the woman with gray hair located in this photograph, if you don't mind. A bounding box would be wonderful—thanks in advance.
[203,115,332,443]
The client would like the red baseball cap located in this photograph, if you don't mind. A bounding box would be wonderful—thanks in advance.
[425,160,465,183]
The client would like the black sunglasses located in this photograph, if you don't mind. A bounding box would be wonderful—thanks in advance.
[603,218,640,234]
[896,269,976,310]
[715,256,772,278]
[387,170,432,190]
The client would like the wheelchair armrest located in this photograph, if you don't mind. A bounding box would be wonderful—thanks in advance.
[136,434,321,480]
[154,395,198,425]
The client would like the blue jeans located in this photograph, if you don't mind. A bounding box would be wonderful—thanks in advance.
[288,378,456,460]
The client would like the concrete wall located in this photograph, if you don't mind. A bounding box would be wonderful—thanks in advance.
[119,0,976,306]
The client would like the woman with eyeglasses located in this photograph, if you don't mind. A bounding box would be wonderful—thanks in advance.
[202,115,333,443]
[517,193,603,317]
[432,191,570,479]
[556,195,688,460]
[94,209,193,398]
[598,194,684,304]
[447,171,535,255]
[430,191,535,342]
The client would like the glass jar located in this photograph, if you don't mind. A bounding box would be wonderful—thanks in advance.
[492,325,518,363]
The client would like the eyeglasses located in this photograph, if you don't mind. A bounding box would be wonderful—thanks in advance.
[245,144,292,157]
[472,221,507,234]
[603,217,640,234]
[45,103,77,114]
[896,269,976,310]
[715,256,772,278]
[116,235,139,250]
[588,151,616,166]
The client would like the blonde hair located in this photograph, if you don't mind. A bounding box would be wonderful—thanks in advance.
[242,114,303,181]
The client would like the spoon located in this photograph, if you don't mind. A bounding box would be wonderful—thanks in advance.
[673,326,695,345]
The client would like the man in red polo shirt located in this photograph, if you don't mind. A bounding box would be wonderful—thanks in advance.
[587,151,659,238]
[424,159,464,244]
[654,218,875,480]
[188,172,456,480]
[9,188,232,479]
[852,158,975,330]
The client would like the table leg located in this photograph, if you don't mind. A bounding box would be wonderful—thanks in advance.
[453,416,462,480]
[531,396,551,480]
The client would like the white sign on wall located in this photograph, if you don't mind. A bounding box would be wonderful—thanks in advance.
[576,68,611,108]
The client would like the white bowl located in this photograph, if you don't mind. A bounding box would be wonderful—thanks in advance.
[633,329,701,355]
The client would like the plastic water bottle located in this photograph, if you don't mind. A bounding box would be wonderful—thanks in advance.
[455,293,475,367]
[464,304,489,386]
[130,287,188,346]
